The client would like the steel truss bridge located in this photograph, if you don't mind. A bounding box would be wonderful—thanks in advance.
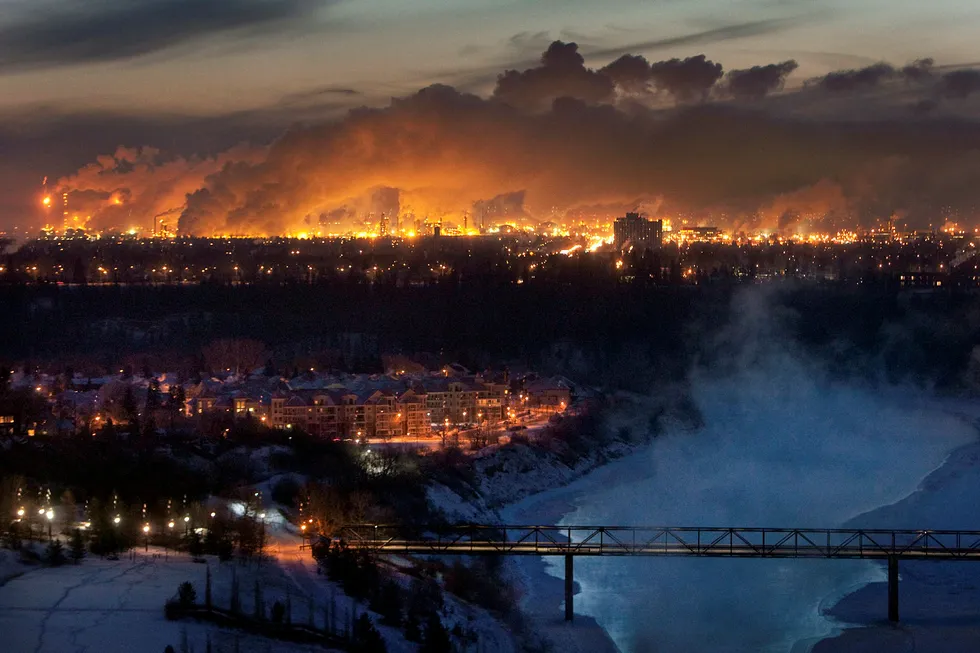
[339,525,980,622]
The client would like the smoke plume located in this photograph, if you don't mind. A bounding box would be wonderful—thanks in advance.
[50,42,980,236]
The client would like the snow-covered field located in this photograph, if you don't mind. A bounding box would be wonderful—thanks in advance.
[0,550,322,653]
[0,512,517,653]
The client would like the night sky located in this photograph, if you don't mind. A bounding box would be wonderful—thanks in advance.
[2,0,980,233]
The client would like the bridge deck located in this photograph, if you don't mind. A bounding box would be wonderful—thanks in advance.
[338,525,980,560]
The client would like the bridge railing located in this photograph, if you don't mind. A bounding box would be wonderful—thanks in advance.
[336,525,980,559]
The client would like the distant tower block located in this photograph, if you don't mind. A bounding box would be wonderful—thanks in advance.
[613,212,663,251]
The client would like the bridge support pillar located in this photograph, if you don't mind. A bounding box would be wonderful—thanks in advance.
[888,555,899,623]
[565,554,574,622]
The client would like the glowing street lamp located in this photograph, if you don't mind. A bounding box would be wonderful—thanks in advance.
[113,515,121,525]
[16,507,24,518]
[143,524,150,551]
[46,509,54,541]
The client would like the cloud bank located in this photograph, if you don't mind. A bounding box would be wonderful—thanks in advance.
[48,41,980,236]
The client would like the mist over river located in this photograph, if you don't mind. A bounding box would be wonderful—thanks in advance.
[505,292,980,652]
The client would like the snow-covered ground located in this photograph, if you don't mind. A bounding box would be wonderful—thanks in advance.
[0,507,518,653]
[500,489,620,653]
[0,548,29,586]
[265,523,518,653]
[0,549,331,653]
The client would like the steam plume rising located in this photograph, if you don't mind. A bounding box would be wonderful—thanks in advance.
[58,145,262,232]
[51,42,980,236]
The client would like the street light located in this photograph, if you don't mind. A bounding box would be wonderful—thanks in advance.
[143,524,150,551]
[46,509,54,540]
[113,515,121,525]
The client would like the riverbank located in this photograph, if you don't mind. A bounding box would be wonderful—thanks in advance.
[812,439,980,652]
[500,479,623,653]
[491,390,977,652]
[425,391,698,652]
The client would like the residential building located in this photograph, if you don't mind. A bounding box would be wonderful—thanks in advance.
[614,212,663,251]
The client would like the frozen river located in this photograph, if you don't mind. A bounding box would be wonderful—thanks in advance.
[506,366,979,652]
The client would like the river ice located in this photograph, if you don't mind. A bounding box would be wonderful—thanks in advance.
[517,370,979,652]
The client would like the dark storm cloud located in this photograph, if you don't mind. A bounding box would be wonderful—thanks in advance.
[600,55,653,93]
[901,58,935,83]
[493,41,615,111]
[724,60,799,99]
[815,63,896,92]
[494,43,727,107]
[940,69,980,99]
[443,18,800,99]
[648,55,724,101]
[0,0,332,71]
